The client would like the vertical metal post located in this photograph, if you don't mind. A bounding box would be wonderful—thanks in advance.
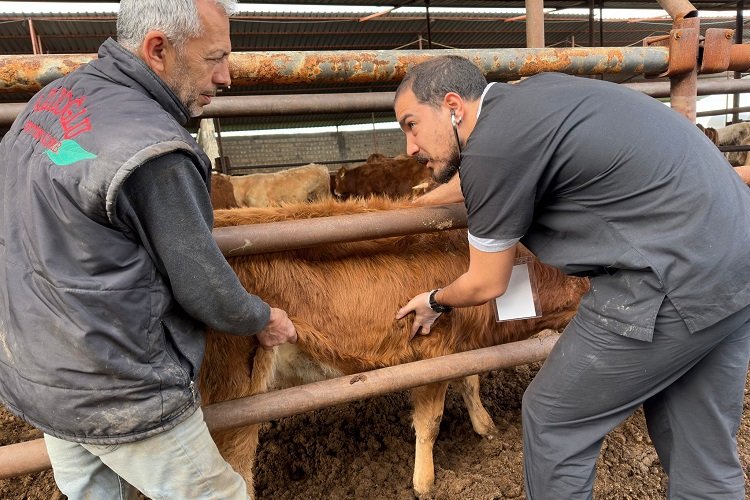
[371,110,379,153]
[425,0,432,49]
[653,0,699,122]
[670,67,699,122]
[213,117,228,174]
[598,0,605,78]
[733,0,744,124]
[599,0,604,47]
[669,27,699,123]
[525,0,545,48]
[28,19,40,55]
[588,0,595,47]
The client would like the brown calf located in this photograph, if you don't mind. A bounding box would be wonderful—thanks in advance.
[209,172,238,209]
[200,197,589,497]
[230,164,332,207]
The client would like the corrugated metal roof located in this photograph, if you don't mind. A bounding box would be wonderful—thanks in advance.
[38,0,750,11]
[0,5,746,133]
[2,10,742,55]
[2,6,744,50]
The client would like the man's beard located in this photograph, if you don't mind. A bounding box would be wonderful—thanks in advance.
[433,144,461,184]
[164,54,202,117]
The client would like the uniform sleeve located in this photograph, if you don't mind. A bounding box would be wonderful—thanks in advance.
[115,152,271,336]
[459,148,536,249]
[458,84,553,249]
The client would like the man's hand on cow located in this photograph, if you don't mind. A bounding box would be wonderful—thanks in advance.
[256,307,298,350]
[396,292,442,339]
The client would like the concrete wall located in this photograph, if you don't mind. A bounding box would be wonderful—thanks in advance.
[216,129,405,174]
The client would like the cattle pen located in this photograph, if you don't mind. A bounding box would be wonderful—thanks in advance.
[2,0,750,492]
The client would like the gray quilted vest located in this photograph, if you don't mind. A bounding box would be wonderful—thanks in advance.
[0,38,212,444]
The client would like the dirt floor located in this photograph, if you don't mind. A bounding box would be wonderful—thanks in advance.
[2,358,749,500]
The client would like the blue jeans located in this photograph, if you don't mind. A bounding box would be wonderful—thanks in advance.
[44,408,248,500]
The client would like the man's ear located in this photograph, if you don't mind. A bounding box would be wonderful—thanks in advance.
[443,92,464,117]
[140,31,171,76]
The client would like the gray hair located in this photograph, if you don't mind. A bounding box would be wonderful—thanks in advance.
[117,0,237,51]
[395,56,487,108]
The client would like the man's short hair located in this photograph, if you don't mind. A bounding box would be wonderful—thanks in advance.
[395,55,488,108]
[117,0,237,52]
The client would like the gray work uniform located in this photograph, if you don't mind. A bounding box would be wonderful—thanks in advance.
[460,73,750,499]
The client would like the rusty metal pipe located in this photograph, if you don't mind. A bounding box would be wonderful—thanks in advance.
[0,439,50,479]
[0,47,670,94]
[622,78,750,98]
[0,53,92,93]
[202,92,397,118]
[231,46,670,83]
[657,0,698,22]
[0,332,560,479]
[0,102,26,126]
[5,77,750,128]
[728,44,750,72]
[214,203,467,257]
[697,105,750,117]
[203,333,560,433]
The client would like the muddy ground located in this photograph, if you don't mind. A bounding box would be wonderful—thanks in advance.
[2,357,749,499]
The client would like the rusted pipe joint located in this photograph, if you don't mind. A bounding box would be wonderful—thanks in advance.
[728,43,750,72]
[699,29,735,74]
[644,16,700,78]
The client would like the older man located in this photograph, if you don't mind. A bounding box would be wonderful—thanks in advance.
[0,1,296,498]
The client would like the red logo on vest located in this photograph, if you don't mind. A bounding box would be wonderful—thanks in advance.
[33,86,92,140]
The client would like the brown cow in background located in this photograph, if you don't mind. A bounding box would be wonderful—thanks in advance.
[334,154,436,199]
[209,172,238,209]
[201,197,589,498]
[230,164,331,207]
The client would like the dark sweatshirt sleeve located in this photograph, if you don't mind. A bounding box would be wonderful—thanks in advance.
[114,152,271,336]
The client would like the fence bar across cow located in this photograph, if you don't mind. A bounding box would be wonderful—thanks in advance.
[213,203,468,257]
[0,333,560,480]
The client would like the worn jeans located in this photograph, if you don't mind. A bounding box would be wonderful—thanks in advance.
[523,298,750,500]
[44,408,248,500]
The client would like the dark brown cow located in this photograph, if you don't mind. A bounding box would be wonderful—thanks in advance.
[200,197,589,497]
[334,154,436,199]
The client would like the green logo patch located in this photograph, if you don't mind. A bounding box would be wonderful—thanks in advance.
[46,139,97,166]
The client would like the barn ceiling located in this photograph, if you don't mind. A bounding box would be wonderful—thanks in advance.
[0,1,747,134]
[21,0,750,10]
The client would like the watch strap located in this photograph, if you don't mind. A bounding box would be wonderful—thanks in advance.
[428,288,453,314]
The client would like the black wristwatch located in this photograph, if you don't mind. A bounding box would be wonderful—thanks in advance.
[428,288,453,314]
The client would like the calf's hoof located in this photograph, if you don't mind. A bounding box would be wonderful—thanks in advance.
[413,484,435,499]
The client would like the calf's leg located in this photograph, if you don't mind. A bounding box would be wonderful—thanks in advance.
[410,381,449,498]
[457,374,498,439]
[204,344,277,498]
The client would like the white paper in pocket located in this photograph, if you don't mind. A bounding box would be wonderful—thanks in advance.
[493,257,542,322]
